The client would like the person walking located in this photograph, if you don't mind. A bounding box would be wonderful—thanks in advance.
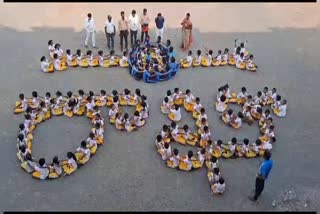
[249,150,273,202]
[128,10,139,47]
[84,13,96,48]
[118,11,129,51]
[140,8,150,42]
[105,15,116,50]
[155,13,165,41]
[181,13,193,51]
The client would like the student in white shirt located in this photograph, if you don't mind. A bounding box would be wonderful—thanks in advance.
[213,50,222,66]
[128,10,139,47]
[180,150,193,171]
[236,52,245,69]
[277,100,287,117]
[76,141,91,165]
[53,53,67,71]
[48,40,55,57]
[49,156,62,178]
[160,142,172,161]
[40,56,54,73]
[105,15,116,50]
[180,50,193,68]
[14,93,28,114]
[193,50,202,67]
[119,51,129,67]
[211,177,226,194]
[66,49,77,67]
[168,148,180,168]
[85,13,96,48]
[230,112,244,129]
[193,97,203,119]
[63,152,78,175]
[87,132,98,154]
[216,95,227,113]
[169,105,181,122]
[161,97,171,114]
[33,158,49,180]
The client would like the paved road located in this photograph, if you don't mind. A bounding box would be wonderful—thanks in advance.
[0,3,319,212]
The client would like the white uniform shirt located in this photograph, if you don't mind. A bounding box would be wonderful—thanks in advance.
[105,20,115,34]
[128,14,139,31]
[85,18,96,32]
[41,61,50,72]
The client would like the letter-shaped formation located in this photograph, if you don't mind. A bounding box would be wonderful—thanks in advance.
[14,89,149,180]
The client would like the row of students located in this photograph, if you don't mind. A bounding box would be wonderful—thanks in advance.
[16,96,104,180]
[128,37,179,82]
[180,41,257,71]
[42,40,129,73]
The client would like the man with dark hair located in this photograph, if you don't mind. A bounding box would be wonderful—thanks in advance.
[128,9,139,47]
[140,8,150,42]
[155,13,165,40]
[118,11,129,51]
[249,150,273,201]
[105,15,116,50]
[84,13,96,48]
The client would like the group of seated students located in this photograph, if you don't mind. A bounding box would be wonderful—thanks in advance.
[128,36,180,82]
[156,88,225,195]
[14,89,148,179]
[40,40,129,73]
[180,40,257,72]
[215,84,287,158]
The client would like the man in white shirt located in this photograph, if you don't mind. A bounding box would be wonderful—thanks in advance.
[128,10,139,47]
[105,15,116,50]
[84,13,96,48]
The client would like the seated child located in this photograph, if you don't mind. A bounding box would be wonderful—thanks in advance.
[201,49,213,67]
[208,167,221,185]
[221,138,237,158]
[216,95,227,113]
[168,105,182,122]
[246,54,257,71]
[199,126,211,148]
[120,51,129,68]
[230,112,244,129]
[92,122,104,145]
[40,56,54,73]
[53,53,67,71]
[66,49,78,67]
[167,148,181,169]
[75,141,91,165]
[183,89,195,112]
[180,50,193,68]
[211,177,226,195]
[86,50,99,67]
[133,111,145,127]
[193,97,203,119]
[192,148,206,168]
[196,108,208,128]
[109,105,118,124]
[242,106,254,125]
[250,105,263,120]
[173,88,184,105]
[179,150,193,171]
[161,97,171,114]
[76,49,89,68]
[48,40,55,58]
[14,93,29,114]
[160,142,172,161]
[32,158,50,180]
[237,87,248,105]
[62,152,78,175]
[192,50,202,67]
[273,99,287,118]
[212,50,222,66]
[236,52,246,70]
[48,156,63,179]
[221,48,229,65]
[221,109,235,124]
[87,132,98,155]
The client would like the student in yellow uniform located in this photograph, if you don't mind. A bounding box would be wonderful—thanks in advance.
[230,112,244,129]
[208,167,221,185]
[24,114,35,133]
[48,40,55,58]
[155,135,164,153]
[21,153,37,173]
[168,105,182,122]
[54,44,66,62]
[201,50,213,67]
[179,150,193,171]
[76,49,89,68]
[221,109,235,125]
[161,125,171,143]
[193,148,206,168]
[87,50,99,67]
[173,88,184,105]
[222,138,237,158]
[32,158,50,180]
[199,126,211,148]
[183,89,195,112]
[123,113,136,132]
[180,50,193,68]
[170,121,179,142]
[62,152,78,175]
[196,108,207,128]
[93,122,104,145]
[192,50,202,67]
[198,118,209,135]
[216,95,227,113]
[221,48,229,66]
[40,56,54,73]
[267,88,277,105]
[251,106,263,120]
[48,156,63,179]
[246,54,257,71]
[53,53,67,71]
[193,97,203,119]
[167,148,181,169]
[237,87,248,105]
[17,145,31,162]
[14,93,29,114]
[236,52,246,70]
[161,97,171,114]
[212,50,222,66]
[120,51,129,68]
[75,141,91,165]
[66,49,78,67]
[87,132,98,155]
[85,96,95,119]
[160,142,172,161]
[211,177,226,195]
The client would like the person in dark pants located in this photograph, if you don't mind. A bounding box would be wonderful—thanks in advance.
[128,10,139,47]
[104,15,116,50]
[140,8,150,43]
[118,11,129,51]
[249,150,273,202]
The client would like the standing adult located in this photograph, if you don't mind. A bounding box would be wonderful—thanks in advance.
[84,13,96,48]
[105,15,116,50]
[118,11,129,51]
[128,10,139,47]
[180,13,193,51]
[140,8,150,42]
[155,13,165,41]
[249,150,273,202]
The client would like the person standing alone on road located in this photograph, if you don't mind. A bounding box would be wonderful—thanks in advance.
[249,150,273,202]
[155,13,165,41]
[85,13,96,48]
[105,15,116,50]
[140,8,150,43]
[118,11,129,51]
[128,10,139,47]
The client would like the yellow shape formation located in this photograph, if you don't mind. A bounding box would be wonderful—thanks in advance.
[14,89,149,180]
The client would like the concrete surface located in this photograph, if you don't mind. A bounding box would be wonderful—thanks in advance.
[0,3,319,212]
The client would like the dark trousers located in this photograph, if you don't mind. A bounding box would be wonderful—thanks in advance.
[141,25,149,42]
[130,30,138,47]
[254,177,265,200]
[120,30,128,50]
[106,33,115,50]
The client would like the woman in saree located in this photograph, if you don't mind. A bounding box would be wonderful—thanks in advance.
[181,13,193,51]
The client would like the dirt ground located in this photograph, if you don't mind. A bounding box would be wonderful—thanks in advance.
[0,3,319,212]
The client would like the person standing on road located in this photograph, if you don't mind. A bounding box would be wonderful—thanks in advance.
[84,13,96,48]
[181,13,193,51]
[140,8,150,43]
[118,11,129,51]
[128,10,139,47]
[155,13,165,41]
[105,15,116,50]
[249,150,273,202]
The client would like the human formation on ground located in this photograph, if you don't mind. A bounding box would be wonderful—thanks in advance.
[14,89,149,179]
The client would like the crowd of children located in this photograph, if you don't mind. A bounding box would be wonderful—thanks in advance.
[41,40,130,73]
[14,89,148,180]
[156,88,225,195]
[128,36,179,82]
[215,84,287,158]
[180,40,258,72]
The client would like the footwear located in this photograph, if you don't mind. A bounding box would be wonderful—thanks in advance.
[248,196,257,202]
[85,45,88,48]
[93,46,98,49]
